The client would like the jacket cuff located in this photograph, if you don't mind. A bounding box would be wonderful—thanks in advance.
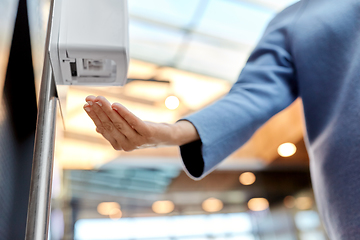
[179,140,204,179]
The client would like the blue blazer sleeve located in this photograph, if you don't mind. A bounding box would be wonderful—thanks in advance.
[180,3,302,180]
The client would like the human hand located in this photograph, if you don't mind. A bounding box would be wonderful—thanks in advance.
[83,95,171,151]
[83,96,200,151]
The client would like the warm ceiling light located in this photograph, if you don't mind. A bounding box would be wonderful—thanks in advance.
[277,143,297,157]
[283,196,295,208]
[239,172,256,185]
[152,200,175,214]
[97,202,120,216]
[295,197,313,210]
[247,198,269,212]
[202,197,223,212]
[109,208,122,220]
[165,96,180,110]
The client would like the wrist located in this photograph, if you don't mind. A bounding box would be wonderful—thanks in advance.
[148,122,178,146]
[171,120,200,146]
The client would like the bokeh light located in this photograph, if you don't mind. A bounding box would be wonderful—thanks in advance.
[152,200,175,214]
[247,198,269,212]
[284,196,296,208]
[97,202,121,216]
[202,197,223,212]
[239,172,256,185]
[277,142,297,157]
[295,197,313,210]
[109,208,123,220]
[165,96,180,110]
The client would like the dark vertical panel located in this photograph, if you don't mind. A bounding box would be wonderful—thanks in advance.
[0,98,18,240]
[0,0,38,238]
[4,0,37,136]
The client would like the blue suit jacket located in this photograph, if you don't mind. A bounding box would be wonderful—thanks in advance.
[181,0,360,239]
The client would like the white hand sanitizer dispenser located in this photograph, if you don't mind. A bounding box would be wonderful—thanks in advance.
[49,0,129,86]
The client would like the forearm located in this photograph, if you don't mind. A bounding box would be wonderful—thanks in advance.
[153,120,200,146]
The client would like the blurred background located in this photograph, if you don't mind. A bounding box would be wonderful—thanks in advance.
[0,0,329,239]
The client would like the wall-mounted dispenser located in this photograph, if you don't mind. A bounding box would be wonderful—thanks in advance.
[49,0,129,86]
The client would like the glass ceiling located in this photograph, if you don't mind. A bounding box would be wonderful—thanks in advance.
[128,0,299,82]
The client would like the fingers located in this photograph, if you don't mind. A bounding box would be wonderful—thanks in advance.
[83,101,120,149]
[85,95,96,104]
[111,102,151,137]
[84,95,143,151]
[95,96,139,140]
[91,98,130,149]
